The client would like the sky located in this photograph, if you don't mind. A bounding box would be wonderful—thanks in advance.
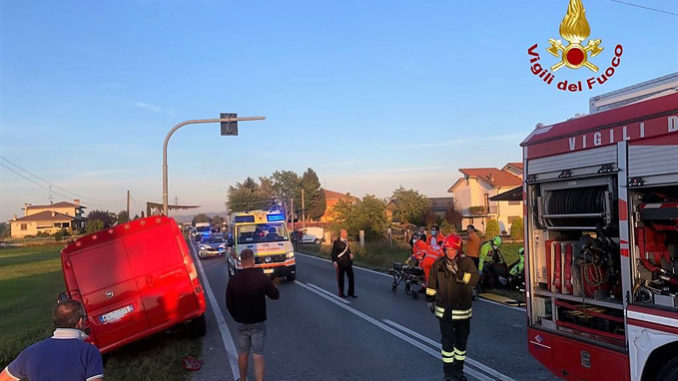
[1,0,677,220]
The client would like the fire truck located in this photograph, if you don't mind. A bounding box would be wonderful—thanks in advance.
[521,74,678,380]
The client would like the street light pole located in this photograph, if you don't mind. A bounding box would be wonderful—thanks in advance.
[162,116,265,215]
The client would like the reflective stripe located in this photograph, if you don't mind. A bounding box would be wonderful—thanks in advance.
[426,288,437,296]
[442,357,455,363]
[454,348,466,355]
[442,350,454,357]
[454,354,466,361]
[452,308,472,315]
[435,306,445,312]
[435,310,444,318]
[462,273,471,284]
[452,313,471,320]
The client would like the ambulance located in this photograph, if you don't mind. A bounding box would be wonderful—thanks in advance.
[226,209,296,281]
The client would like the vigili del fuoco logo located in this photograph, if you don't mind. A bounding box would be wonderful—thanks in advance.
[527,0,623,92]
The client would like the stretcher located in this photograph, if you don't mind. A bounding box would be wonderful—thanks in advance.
[388,260,426,299]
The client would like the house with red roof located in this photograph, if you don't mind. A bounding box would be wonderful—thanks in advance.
[319,189,359,223]
[9,200,86,238]
[447,164,523,235]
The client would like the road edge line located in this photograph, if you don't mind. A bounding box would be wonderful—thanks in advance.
[295,251,391,278]
[189,239,240,380]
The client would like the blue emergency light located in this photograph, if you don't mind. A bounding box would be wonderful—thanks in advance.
[266,214,285,222]
[234,215,255,223]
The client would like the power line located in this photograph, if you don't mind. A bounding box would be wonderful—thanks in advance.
[607,0,678,16]
[0,155,111,204]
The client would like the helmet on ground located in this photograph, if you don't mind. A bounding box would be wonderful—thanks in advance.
[491,236,502,249]
[442,234,463,252]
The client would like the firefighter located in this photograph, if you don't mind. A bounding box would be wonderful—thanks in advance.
[479,236,504,288]
[426,235,479,381]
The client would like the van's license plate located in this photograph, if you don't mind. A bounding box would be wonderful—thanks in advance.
[263,269,274,274]
[99,305,134,324]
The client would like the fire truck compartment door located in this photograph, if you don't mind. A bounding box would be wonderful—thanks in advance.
[628,136,678,187]
[528,145,617,181]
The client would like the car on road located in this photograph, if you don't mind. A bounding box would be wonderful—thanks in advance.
[198,234,227,258]
[300,227,324,244]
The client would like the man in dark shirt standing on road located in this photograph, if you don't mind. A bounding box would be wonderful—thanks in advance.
[226,249,280,381]
[331,229,356,298]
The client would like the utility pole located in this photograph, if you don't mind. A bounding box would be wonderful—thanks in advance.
[301,188,305,229]
[162,115,265,215]
[126,190,130,219]
[290,197,295,232]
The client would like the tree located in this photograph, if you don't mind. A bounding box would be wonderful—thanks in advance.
[485,219,500,238]
[87,210,116,228]
[0,222,9,239]
[271,170,301,217]
[227,177,274,212]
[117,210,129,224]
[333,195,388,240]
[301,168,325,220]
[444,200,463,229]
[391,187,431,226]
[85,219,104,234]
[212,215,224,228]
[510,217,524,240]
[192,214,211,225]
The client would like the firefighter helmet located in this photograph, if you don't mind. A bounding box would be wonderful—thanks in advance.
[442,234,463,252]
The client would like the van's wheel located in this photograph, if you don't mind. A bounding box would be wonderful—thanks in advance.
[657,357,678,381]
[286,274,296,282]
[189,314,206,338]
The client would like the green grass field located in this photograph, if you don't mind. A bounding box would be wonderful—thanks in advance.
[0,245,201,379]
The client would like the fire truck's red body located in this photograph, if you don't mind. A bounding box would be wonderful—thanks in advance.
[521,86,678,381]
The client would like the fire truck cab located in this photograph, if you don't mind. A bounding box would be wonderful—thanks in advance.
[226,209,296,281]
[522,75,678,381]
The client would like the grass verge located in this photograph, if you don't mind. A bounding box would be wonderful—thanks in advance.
[0,245,201,379]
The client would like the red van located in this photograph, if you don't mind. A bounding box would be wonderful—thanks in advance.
[60,216,206,353]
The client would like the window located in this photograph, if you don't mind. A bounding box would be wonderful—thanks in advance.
[21,223,27,230]
[508,201,521,206]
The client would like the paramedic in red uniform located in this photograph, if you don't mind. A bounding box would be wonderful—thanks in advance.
[426,235,479,381]
[413,234,439,283]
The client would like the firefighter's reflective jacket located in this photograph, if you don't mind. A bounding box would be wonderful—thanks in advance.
[426,256,479,319]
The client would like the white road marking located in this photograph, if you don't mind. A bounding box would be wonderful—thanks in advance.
[295,251,392,278]
[383,319,517,381]
[297,252,526,312]
[189,240,240,381]
[305,282,351,304]
[478,297,526,312]
[294,280,494,381]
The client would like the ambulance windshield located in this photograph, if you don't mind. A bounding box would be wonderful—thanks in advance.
[237,223,289,244]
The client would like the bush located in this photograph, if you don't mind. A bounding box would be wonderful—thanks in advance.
[510,217,524,240]
[85,219,104,234]
[484,219,500,238]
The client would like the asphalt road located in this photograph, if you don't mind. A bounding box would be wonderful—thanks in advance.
[191,244,558,381]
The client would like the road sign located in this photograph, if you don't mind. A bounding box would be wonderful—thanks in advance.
[220,113,238,135]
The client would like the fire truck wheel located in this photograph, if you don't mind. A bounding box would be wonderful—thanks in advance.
[657,357,678,381]
[286,274,296,282]
[189,314,207,338]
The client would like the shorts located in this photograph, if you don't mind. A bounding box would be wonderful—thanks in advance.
[235,322,266,355]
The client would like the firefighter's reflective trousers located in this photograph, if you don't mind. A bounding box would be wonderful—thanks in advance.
[438,310,471,378]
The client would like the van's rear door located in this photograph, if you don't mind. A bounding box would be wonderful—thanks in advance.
[124,219,199,327]
[69,237,150,349]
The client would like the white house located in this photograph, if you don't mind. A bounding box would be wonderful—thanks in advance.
[447,164,523,234]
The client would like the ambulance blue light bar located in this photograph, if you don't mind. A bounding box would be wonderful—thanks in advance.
[234,215,255,223]
[267,214,285,222]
